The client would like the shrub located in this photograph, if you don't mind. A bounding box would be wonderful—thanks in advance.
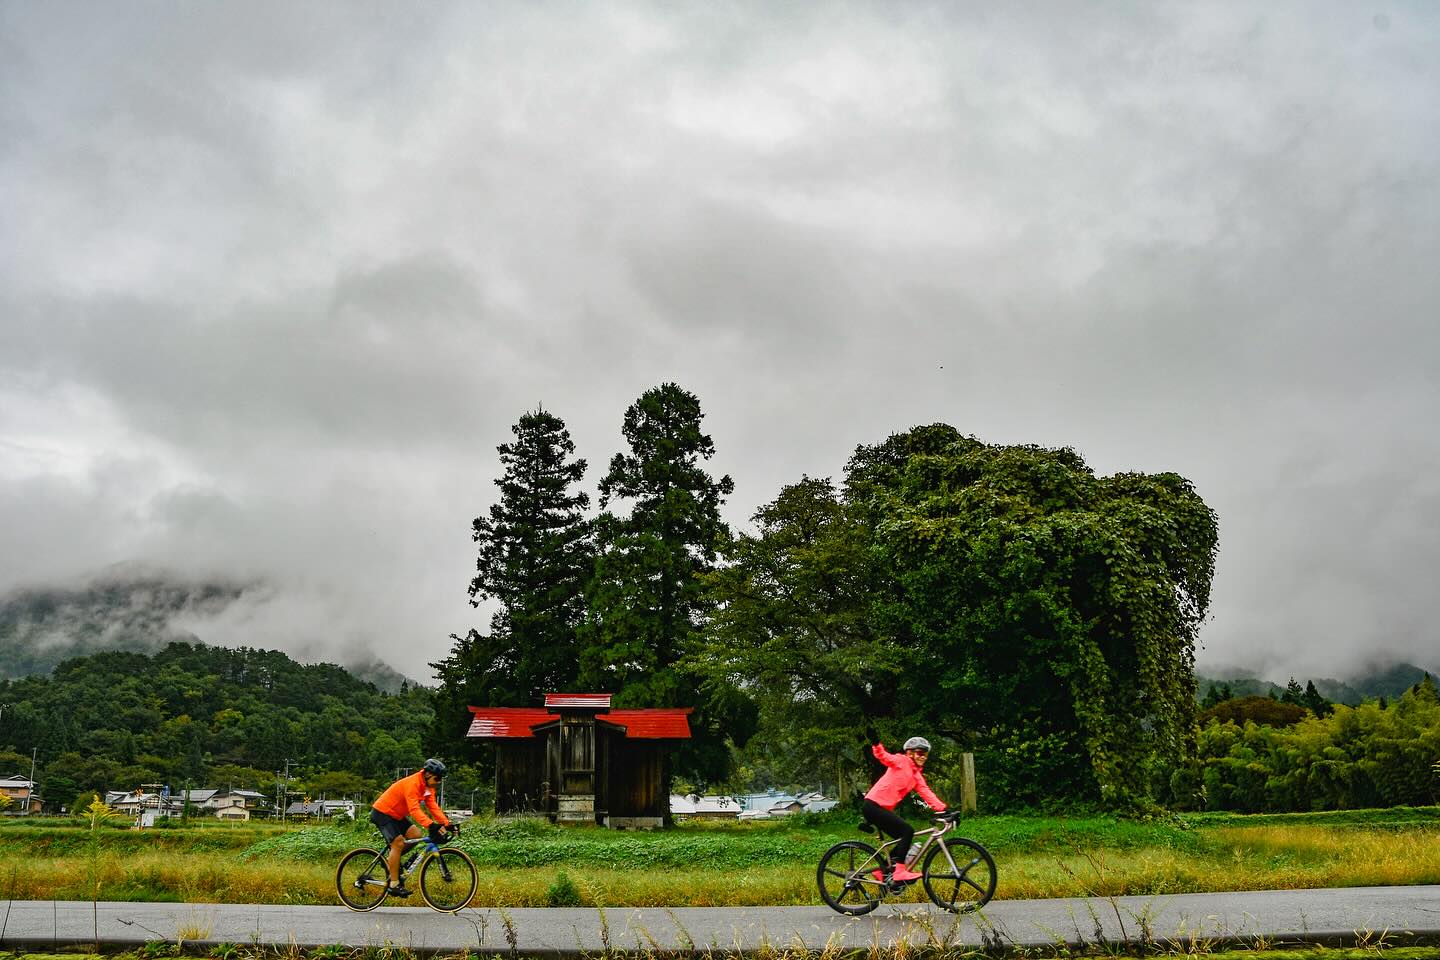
[1200,696,1307,728]
[544,869,582,907]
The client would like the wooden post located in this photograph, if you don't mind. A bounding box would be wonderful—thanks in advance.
[960,752,977,814]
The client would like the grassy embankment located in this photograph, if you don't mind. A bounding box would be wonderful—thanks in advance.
[6,950,1440,960]
[1,807,1437,909]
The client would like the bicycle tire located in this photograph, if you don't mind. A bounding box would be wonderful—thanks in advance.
[816,840,887,916]
[336,847,389,912]
[921,837,996,913]
[420,847,478,912]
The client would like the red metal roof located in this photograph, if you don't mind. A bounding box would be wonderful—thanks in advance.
[602,708,692,739]
[466,707,552,739]
[466,703,692,739]
[544,693,612,709]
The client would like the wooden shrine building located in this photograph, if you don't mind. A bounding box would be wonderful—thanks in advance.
[466,693,692,829]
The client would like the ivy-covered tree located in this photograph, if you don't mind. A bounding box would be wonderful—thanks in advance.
[852,424,1218,809]
[430,408,593,758]
[580,383,752,781]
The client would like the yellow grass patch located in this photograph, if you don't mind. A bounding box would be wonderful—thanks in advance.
[5,822,1438,908]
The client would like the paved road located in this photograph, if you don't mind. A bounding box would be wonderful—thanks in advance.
[3,887,1438,955]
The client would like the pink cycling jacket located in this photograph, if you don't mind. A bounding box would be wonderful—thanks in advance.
[864,743,946,811]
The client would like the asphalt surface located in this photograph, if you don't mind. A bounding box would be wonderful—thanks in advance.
[2,887,1439,955]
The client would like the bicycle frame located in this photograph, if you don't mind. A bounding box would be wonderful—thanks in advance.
[871,818,951,871]
[338,826,478,913]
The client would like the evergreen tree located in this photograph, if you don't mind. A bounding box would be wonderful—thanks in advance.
[431,409,592,757]
[1301,680,1332,717]
[580,383,747,782]
[1281,677,1304,706]
[580,383,733,706]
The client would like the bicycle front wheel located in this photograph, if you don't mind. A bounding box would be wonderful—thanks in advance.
[420,848,478,912]
[921,837,996,913]
[816,840,887,916]
[336,848,389,912]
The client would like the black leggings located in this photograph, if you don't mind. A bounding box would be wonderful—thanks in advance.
[862,799,913,867]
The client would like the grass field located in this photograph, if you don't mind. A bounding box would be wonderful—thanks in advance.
[1,807,1437,909]
[6,949,1440,960]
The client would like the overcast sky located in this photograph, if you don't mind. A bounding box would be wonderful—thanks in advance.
[2,1,1436,684]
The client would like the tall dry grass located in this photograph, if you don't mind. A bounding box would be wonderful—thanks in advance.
[4,821,1437,908]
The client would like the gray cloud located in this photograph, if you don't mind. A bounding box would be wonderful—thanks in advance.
[1,1,1436,681]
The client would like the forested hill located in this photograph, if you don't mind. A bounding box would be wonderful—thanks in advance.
[0,641,435,806]
[1196,661,1440,705]
[0,575,412,692]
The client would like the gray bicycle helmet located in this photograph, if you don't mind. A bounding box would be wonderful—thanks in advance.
[902,736,931,752]
[422,757,447,778]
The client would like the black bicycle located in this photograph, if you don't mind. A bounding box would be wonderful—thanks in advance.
[336,824,477,912]
[817,811,996,915]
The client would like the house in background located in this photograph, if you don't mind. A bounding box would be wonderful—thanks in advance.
[0,775,40,815]
[736,790,805,819]
[214,788,268,815]
[797,791,839,813]
[730,789,838,819]
[468,693,692,829]
[669,793,741,820]
[214,796,251,821]
[285,799,356,820]
[104,786,273,822]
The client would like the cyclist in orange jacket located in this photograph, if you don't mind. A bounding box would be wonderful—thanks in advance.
[370,758,453,897]
[864,737,946,883]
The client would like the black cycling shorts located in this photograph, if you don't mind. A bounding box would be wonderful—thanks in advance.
[370,807,410,844]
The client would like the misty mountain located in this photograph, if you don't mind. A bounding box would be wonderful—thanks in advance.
[1197,661,1439,706]
[0,573,418,692]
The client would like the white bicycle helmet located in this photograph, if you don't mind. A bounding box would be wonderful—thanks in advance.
[902,736,931,752]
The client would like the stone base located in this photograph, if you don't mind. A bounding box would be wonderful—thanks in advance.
[604,816,664,830]
[556,795,595,823]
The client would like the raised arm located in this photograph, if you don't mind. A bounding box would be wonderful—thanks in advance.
[871,742,907,769]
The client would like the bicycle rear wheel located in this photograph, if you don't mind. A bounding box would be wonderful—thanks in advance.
[420,848,478,912]
[816,840,887,915]
[921,837,996,912]
[336,847,389,911]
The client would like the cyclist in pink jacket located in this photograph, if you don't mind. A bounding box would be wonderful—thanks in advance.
[864,737,946,883]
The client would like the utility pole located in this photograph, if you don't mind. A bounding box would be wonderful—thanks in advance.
[26,746,37,816]
[279,759,294,822]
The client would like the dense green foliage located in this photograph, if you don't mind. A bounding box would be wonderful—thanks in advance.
[0,641,435,806]
[1199,696,1310,728]
[697,424,1219,811]
[1171,677,1440,811]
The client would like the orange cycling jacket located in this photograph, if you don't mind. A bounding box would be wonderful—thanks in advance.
[372,771,451,829]
[864,743,946,812]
